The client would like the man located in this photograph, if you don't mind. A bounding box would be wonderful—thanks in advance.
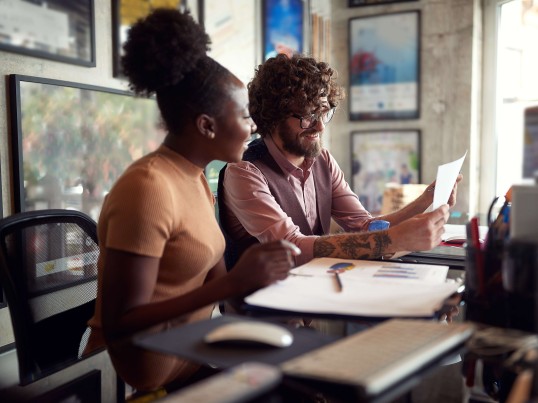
[218,54,459,269]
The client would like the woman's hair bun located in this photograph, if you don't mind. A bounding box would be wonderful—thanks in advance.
[122,8,211,95]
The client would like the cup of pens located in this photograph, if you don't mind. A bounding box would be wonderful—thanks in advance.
[464,216,508,327]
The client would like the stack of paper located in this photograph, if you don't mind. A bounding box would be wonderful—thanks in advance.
[245,258,461,318]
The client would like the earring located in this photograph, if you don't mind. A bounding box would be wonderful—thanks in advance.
[207,131,215,140]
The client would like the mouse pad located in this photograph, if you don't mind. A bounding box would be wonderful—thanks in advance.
[133,315,338,369]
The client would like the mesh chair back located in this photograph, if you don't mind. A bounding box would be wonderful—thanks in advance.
[0,209,100,385]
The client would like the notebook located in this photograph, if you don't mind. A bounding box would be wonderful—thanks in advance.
[280,318,474,399]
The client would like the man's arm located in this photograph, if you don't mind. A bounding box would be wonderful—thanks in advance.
[314,205,450,260]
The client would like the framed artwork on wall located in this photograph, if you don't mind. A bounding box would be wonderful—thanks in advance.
[0,0,95,66]
[112,0,191,77]
[9,74,165,220]
[203,0,257,85]
[348,0,419,7]
[262,0,304,60]
[349,11,420,121]
[351,130,421,214]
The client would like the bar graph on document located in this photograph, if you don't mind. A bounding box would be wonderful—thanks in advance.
[373,266,420,280]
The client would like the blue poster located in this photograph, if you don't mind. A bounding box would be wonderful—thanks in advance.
[263,0,303,60]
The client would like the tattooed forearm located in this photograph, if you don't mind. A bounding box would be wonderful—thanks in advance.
[314,230,393,259]
[339,236,371,259]
[313,239,336,256]
[372,231,392,257]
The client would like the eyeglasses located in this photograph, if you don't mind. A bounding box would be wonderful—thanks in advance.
[291,108,336,129]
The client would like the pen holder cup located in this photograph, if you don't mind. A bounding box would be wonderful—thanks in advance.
[464,244,508,328]
[502,238,538,332]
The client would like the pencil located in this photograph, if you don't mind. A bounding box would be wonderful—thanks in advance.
[334,272,343,292]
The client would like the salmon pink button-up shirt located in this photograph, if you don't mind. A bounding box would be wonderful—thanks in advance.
[221,136,374,266]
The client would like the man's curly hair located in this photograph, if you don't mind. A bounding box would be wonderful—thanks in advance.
[248,54,345,137]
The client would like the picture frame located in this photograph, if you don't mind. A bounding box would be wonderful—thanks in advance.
[9,74,165,220]
[262,0,304,60]
[351,130,421,213]
[202,0,257,86]
[348,0,419,7]
[523,106,538,180]
[349,11,420,120]
[0,0,95,67]
[112,0,190,78]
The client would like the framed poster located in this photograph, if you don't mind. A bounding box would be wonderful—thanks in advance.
[203,0,257,85]
[348,0,419,6]
[9,74,165,220]
[349,11,420,120]
[262,0,304,60]
[0,0,95,66]
[523,106,538,179]
[351,130,421,213]
[112,0,190,77]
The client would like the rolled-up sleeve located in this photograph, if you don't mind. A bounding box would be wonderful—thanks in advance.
[324,150,374,232]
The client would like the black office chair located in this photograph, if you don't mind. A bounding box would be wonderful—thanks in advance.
[0,209,101,386]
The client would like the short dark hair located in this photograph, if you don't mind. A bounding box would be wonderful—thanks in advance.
[121,8,234,135]
[248,54,344,137]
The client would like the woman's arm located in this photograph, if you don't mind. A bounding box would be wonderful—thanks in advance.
[101,241,300,341]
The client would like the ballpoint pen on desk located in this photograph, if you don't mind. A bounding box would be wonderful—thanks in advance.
[333,272,343,293]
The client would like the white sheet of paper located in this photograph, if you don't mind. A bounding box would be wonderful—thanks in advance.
[432,151,467,210]
[245,257,461,317]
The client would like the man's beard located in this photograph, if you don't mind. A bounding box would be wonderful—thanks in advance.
[277,120,322,158]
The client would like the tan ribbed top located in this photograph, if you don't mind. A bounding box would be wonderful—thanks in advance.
[85,144,225,390]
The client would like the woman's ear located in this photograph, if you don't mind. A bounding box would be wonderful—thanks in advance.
[196,114,215,139]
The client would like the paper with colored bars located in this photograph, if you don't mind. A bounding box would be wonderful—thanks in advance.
[245,257,461,318]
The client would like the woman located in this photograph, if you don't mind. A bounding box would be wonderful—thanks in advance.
[83,9,299,392]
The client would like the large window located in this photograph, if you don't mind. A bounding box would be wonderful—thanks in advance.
[481,0,538,212]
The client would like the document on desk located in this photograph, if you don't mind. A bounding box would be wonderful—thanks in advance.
[432,151,467,210]
[245,257,461,318]
[442,223,488,244]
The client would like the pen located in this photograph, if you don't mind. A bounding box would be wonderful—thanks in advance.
[334,271,343,292]
[470,216,484,295]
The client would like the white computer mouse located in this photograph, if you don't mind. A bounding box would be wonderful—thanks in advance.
[204,321,294,348]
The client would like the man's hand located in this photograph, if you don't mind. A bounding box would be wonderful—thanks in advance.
[447,173,463,207]
[389,204,450,252]
[424,173,463,208]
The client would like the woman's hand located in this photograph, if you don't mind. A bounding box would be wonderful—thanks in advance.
[228,240,301,294]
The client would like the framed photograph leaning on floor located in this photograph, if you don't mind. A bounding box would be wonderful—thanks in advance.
[351,130,421,214]
[349,11,420,121]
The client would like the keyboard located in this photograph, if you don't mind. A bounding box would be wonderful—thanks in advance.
[280,318,474,398]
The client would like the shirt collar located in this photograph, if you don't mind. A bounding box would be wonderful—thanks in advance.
[264,135,316,174]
